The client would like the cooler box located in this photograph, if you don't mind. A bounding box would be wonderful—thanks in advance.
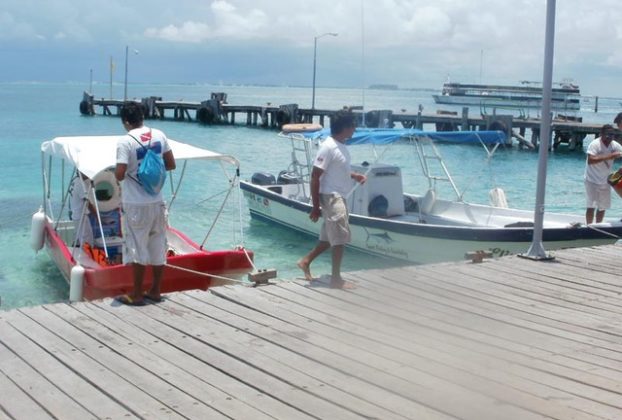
[89,209,122,238]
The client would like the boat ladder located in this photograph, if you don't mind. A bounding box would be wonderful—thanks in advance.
[282,133,315,201]
[412,135,462,200]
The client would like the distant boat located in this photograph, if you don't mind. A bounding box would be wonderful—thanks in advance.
[433,80,581,111]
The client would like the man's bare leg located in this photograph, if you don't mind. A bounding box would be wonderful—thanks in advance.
[131,263,146,300]
[145,264,164,301]
[297,241,330,281]
[586,208,594,225]
[330,245,355,289]
[596,209,605,223]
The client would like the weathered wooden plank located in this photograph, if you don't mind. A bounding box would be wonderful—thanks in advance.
[2,309,189,419]
[212,284,622,419]
[187,289,456,420]
[71,302,313,420]
[90,299,369,420]
[21,305,229,420]
[263,282,622,383]
[140,295,429,420]
[346,266,622,362]
[356,265,622,345]
[45,302,289,420]
[172,291,565,420]
[0,316,134,419]
[416,262,622,320]
[0,329,98,419]
[0,367,55,420]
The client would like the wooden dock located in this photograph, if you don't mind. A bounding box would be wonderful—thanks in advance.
[80,91,603,150]
[2,244,621,419]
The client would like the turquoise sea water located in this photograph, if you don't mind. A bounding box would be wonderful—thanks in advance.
[1,82,621,310]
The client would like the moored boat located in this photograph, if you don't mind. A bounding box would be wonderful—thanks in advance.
[433,80,581,112]
[32,135,254,301]
[241,127,622,264]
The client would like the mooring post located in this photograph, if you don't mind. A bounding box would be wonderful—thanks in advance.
[461,107,469,131]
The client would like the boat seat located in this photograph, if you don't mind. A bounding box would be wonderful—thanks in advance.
[419,189,436,214]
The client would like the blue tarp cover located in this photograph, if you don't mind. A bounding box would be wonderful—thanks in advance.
[301,128,506,145]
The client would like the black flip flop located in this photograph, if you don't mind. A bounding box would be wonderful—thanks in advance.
[114,294,146,306]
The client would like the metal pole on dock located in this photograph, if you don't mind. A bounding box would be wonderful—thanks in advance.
[312,33,338,110]
[522,0,556,260]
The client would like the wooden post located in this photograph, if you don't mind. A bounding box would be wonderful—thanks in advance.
[246,112,252,125]
[594,96,599,113]
[461,107,469,131]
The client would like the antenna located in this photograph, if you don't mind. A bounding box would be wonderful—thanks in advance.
[479,49,483,84]
[360,0,366,126]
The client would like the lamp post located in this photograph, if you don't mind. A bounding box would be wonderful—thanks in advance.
[312,32,338,110]
[123,46,129,102]
[123,46,139,102]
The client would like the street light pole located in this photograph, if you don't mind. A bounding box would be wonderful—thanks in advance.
[123,45,128,102]
[311,32,338,110]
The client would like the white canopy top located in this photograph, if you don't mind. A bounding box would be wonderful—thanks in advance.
[41,135,239,179]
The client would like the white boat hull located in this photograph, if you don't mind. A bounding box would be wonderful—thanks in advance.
[432,94,580,111]
[242,182,622,264]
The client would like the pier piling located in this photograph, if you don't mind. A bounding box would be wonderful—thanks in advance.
[81,91,603,149]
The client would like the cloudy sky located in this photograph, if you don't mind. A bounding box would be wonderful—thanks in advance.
[1,0,621,96]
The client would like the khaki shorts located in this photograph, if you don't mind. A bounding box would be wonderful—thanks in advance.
[122,203,167,265]
[319,194,351,246]
[585,180,611,210]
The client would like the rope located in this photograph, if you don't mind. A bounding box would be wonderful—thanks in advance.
[199,183,235,249]
[164,262,247,284]
[586,224,621,239]
[241,246,257,272]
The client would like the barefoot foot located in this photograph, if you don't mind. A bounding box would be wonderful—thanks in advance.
[329,277,356,289]
[297,259,313,281]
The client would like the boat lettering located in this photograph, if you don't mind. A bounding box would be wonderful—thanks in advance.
[489,247,512,257]
[246,192,272,213]
[365,243,409,258]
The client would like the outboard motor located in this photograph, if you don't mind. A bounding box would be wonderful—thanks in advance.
[277,170,301,184]
[251,172,276,186]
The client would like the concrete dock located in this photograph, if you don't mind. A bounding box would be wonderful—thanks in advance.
[1,244,622,419]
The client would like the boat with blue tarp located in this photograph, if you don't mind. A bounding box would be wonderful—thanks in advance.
[241,126,622,264]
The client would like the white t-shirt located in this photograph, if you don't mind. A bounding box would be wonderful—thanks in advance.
[116,126,171,204]
[313,136,352,197]
[584,137,622,185]
[69,175,89,221]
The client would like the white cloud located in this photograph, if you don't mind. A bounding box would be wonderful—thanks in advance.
[145,21,212,43]
[0,12,39,40]
[404,6,452,40]
[2,0,622,94]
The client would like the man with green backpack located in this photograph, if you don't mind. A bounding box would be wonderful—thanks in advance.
[115,102,176,306]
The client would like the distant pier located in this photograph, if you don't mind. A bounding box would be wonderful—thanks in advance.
[80,91,604,150]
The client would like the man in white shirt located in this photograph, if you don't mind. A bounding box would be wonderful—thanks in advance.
[584,124,622,224]
[115,102,176,305]
[297,109,366,288]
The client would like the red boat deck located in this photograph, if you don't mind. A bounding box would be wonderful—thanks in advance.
[1,244,621,419]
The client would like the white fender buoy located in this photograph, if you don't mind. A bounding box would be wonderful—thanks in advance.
[30,208,46,251]
[69,265,85,302]
[89,167,121,212]
[489,187,509,208]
